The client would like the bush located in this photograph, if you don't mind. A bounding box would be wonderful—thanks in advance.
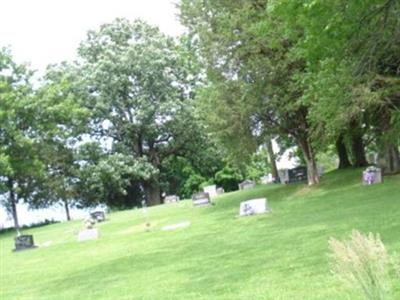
[329,230,398,300]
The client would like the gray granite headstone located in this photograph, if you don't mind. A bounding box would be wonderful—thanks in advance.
[238,180,256,190]
[279,166,308,184]
[192,192,211,207]
[13,235,37,252]
[90,211,106,222]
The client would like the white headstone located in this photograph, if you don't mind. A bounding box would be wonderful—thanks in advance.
[78,228,99,241]
[203,185,218,198]
[162,221,191,231]
[239,198,269,216]
[192,192,211,207]
[260,174,274,184]
[164,195,180,204]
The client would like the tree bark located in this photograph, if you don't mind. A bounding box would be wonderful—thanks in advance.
[297,137,320,185]
[265,138,278,182]
[8,178,20,235]
[143,180,161,206]
[350,133,368,167]
[63,199,71,221]
[378,144,400,174]
[335,134,352,169]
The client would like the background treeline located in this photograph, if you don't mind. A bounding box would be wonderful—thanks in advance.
[1,0,399,230]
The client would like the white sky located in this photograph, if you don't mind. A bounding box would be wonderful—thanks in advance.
[0,0,184,73]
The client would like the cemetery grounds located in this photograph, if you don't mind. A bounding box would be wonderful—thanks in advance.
[1,169,400,300]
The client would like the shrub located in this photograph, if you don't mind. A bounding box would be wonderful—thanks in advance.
[329,230,397,300]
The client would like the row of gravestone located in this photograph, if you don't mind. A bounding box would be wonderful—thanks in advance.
[14,166,380,251]
[13,210,107,251]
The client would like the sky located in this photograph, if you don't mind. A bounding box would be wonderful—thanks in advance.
[0,0,184,73]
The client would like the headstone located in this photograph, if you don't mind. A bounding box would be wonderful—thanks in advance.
[260,174,275,184]
[164,195,180,204]
[192,192,211,207]
[239,198,270,216]
[238,180,256,190]
[90,211,106,222]
[13,235,37,251]
[260,175,269,185]
[216,187,225,195]
[78,228,99,242]
[362,166,382,185]
[288,166,308,183]
[279,166,308,184]
[162,221,191,231]
[203,185,218,198]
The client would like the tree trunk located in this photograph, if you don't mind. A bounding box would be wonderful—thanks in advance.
[143,180,161,206]
[8,178,20,235]
[266,138,278,182]
[350,133,368,167]
[378,144,400,174]
[63,199,71,221]
[335,134,352,169]
[298,137,320,185]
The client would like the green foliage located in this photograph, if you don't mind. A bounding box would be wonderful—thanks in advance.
[0,48,47,218]
[77,18,213,204]
[214,165,242,192]
[245,148,271,181]
[182,173,206,197]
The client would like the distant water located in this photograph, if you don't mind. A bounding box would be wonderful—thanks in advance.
[0,202,105,229]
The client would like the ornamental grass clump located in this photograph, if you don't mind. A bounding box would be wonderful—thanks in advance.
[329,230,396,300]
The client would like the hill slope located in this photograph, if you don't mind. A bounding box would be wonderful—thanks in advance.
[1,169,400,300]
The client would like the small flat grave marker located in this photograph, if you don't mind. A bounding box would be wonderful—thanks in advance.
[239,198,270,216]
[78,228,99,242]
[162,221,191,231]
[13,235,37,252]
[192,192,211,207]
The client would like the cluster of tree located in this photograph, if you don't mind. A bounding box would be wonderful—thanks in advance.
[2,1,399,230]
[1,20,260,231]
[179,0,400,185]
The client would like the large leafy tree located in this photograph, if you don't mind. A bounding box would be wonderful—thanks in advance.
[30,63,89,220]
[272,0,400,173]
[77,19,207,205]
[0,48,46,232]
[180,0,321,185]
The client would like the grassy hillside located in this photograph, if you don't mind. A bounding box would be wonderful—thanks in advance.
[1,169,399,300]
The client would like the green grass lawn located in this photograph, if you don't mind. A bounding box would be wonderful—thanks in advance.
[1,169,400,300]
